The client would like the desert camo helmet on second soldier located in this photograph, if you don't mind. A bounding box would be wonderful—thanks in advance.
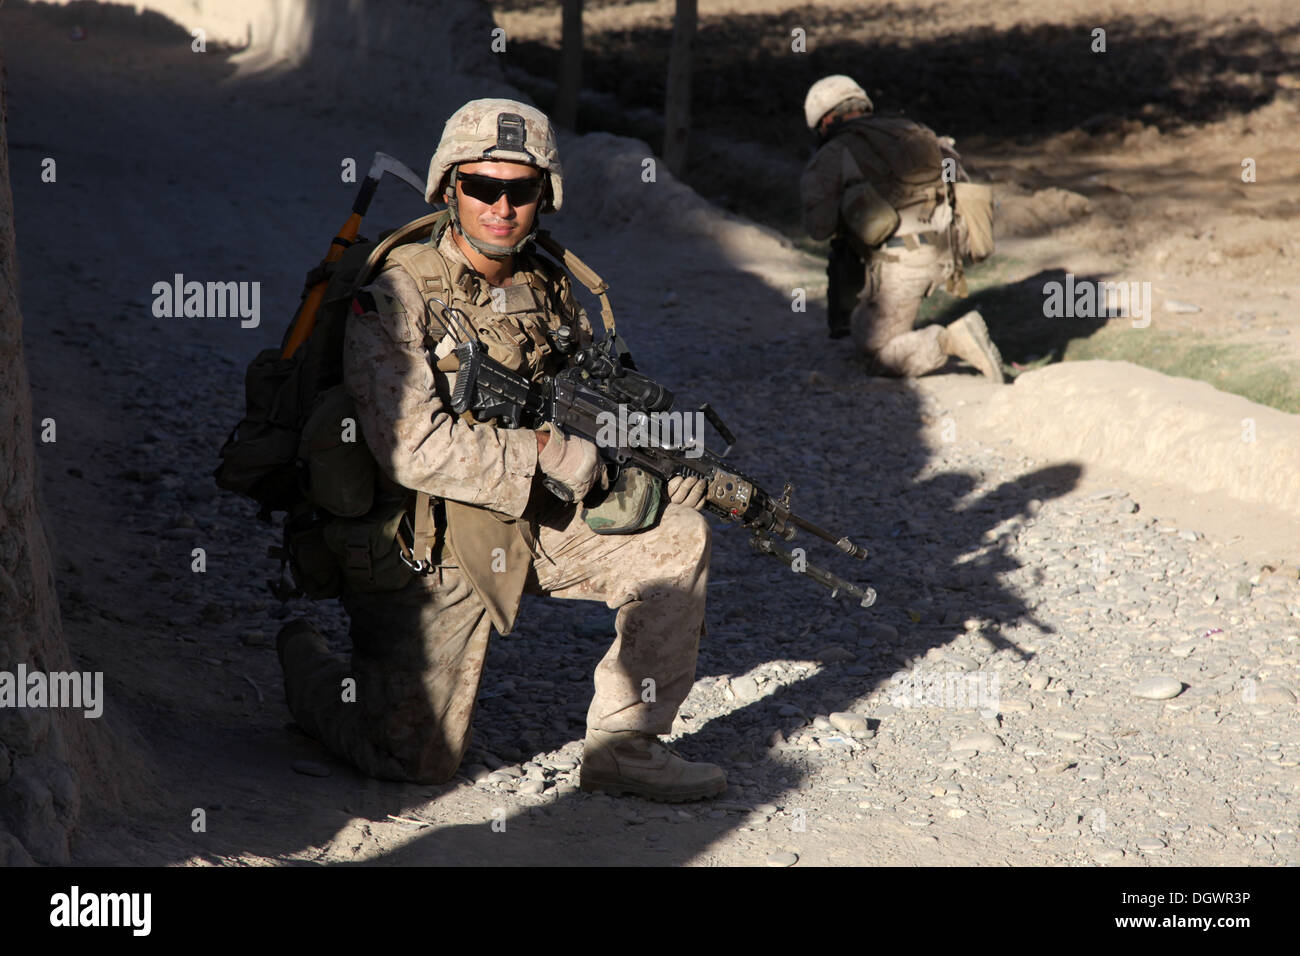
[803,75,874,131]
[427,98,563,257]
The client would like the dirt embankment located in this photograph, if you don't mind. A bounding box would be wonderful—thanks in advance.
[494,0,1300,403]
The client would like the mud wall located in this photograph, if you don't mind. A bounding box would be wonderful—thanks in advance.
[0,47,84,867]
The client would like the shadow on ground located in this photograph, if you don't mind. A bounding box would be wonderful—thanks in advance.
[8,0,1085,865]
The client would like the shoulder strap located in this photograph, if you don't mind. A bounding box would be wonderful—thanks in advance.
[534,230,616,338]
[350,210,452,299]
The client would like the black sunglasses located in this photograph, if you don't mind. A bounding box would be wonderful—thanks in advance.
[456,172,545,207]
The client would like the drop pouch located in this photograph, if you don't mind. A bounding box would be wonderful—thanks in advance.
[841,179,901,249]
[582,466,664,535]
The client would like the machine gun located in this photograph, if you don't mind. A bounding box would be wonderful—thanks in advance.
[444,323,876,609]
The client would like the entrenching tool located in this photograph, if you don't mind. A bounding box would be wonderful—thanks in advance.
[281,152,426,359]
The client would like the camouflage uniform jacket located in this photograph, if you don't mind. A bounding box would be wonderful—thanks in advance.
[800,115,967,246]
[342,220,594,632]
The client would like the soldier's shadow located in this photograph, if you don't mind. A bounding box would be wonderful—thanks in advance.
[929,268,1120,369]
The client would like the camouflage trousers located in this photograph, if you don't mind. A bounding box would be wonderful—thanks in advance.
[279,501,711,784]
[851,225,963,378]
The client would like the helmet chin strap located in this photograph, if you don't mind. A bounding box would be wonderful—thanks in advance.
[447,168,540,259]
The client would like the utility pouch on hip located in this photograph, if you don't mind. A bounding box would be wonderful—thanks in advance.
[953,182,996,261]
[322,501,418,593]
[298,385,376,518]
[841,180,901,249]
[284,513,344,600]
[213,347,302,511]
[582,466,663,535]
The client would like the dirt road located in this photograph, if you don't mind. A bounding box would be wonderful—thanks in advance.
[4,2,1297,866]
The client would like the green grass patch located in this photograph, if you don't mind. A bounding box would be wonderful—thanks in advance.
[1063,328,1300,414]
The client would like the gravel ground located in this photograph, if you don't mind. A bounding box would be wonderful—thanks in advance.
[7,6,1297,866]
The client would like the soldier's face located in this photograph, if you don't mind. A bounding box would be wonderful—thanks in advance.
[451,160,543,249]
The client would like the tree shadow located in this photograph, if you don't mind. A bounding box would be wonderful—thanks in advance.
[501,7,1300,237]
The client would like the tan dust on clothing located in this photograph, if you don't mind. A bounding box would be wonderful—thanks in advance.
[281,224,711,783]
[801,118,967,377]
[280,500,710,784]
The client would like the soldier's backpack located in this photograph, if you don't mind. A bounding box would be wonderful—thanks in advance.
[839,116,949,217]
[214,210,450,600]
[836,115,996,270]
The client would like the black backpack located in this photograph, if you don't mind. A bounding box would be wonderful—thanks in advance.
[214,210,449,597]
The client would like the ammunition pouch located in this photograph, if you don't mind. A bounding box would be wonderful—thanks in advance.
[322,499,421,593]
[282,510,343,600]
[281,498,421,600]
[298,385,376,518]
[840,179,901,251]
[582,466,664,535]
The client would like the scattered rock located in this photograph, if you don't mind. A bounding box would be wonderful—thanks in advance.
[940,651,978,671]
[1131,676,1184,700]
[951,733,1003,753]
[829,712,870,736]
[1001,808,1041,826]
[1247,684,1296,714]
[865,623,899,643]
[730,675,760,701]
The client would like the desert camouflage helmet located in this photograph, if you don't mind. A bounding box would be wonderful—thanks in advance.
[803,75,874,130]
[426,98,563,213]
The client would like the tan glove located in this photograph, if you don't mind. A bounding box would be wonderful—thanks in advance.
[667,474,708,511]
[537,427,605,503]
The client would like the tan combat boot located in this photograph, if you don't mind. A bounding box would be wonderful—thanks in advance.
[580,729,727,802]
[941,310,1005,382]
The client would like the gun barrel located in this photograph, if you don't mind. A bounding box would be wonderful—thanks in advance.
[786,513,868,560]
